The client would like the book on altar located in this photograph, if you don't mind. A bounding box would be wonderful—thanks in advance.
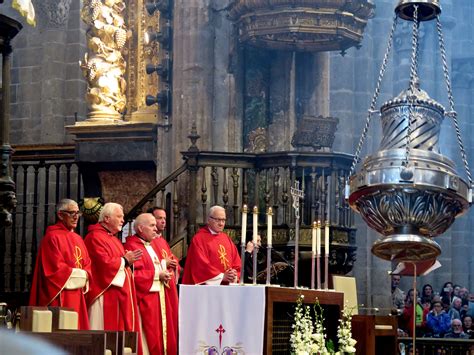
[391,259,441,276]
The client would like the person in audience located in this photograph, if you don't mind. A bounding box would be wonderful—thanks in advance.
[421,284,434,304]
[444,318,470,339]
[448,296,462,320]
[463,315,473,339]
[426,300,451,337]
[459,287,470,302]
[125,212,179,355]
[29,199,91,329]
[401,289,429,337]
[391,274,405,313]
[453,284,462,298]
[85,202,142,342]
[461,299,470,319]
[468,293,474,318]
[182,205,241,285]
[440,282,454,304]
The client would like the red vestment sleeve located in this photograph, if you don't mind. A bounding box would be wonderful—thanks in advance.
[84,224,123,305]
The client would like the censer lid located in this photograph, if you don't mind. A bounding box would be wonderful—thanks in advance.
[380,84,444,114]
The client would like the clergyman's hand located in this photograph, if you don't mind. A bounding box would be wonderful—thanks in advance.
[166,258,178,270]
[124,249,143,265]
[222,268,237,284]
[159,270,172,283]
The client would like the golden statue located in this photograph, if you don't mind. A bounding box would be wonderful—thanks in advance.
[80,0,128,121]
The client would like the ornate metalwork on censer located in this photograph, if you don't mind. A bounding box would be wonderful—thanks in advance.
[347,0,472,263]
[228,0,375,52]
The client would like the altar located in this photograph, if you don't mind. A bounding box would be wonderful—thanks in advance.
[178,285,344,354]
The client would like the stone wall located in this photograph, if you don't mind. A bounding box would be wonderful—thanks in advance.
[6,0,87,145]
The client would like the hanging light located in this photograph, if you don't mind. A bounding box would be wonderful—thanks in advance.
[346,0,472,263]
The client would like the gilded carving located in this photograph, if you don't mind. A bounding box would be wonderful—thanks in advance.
[80,0,128,121]
[125,0,161,123]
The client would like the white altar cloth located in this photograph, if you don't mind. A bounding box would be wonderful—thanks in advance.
[179,285,266,355]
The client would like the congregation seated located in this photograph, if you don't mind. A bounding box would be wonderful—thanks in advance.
[444,318,470,339]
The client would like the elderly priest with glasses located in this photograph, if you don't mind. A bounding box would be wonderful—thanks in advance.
[182,205,241,285]
[29,198,92,329]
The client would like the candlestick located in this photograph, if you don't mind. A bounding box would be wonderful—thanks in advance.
[311,221,317,289]
[266,244,272,285]
[317,221,321,256]
[267,207,273,246]
[252,206,258,244]
[239,204,248,285]
[325,220,330,289]
[241,204,248,245]
[325,221,330,256]
[317,220,321,289]
[252,206,258,285]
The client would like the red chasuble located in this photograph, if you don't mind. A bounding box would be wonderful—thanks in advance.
[182,226,241,285]
[29,222,92,330]
[84,223,140,334]
[125,235,179,355]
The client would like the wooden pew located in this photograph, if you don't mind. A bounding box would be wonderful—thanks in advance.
[19,306,138,355]
[25,330,107,355]
[119,331,138,355]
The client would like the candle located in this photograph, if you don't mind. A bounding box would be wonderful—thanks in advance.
[325,221,330,256]
[267,207,273,246]
[253,206,258,244]
[241,205,248,245]
[317,220,321,256]
[312,221,317,256]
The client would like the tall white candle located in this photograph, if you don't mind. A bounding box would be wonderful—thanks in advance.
[312,221,317,256]
[253,206,258,244]
[241,205,248,245]
[325,221,330,256]
[316,221,321,256]
[267,207,273,246]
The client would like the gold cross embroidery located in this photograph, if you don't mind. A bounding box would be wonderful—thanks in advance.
[73,246,82,268]
[217,244,229,270]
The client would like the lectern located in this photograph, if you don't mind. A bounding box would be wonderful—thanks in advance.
[351,315,398,355]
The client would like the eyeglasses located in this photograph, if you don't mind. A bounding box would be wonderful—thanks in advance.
[61,210,82,217]
[209,216,226,223]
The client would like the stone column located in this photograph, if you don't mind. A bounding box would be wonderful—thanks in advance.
[296,52,330,117]
[170,0,215,163]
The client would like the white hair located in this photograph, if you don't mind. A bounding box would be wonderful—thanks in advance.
[57,199,77,212]
[98,202,123,222]
[208,205,225,218]
[133,213,154,231]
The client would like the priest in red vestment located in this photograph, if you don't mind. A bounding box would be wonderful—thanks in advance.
[182,205,241,285]
[84,202,143,339]
[29,199,92,329]
[125,211,180,355]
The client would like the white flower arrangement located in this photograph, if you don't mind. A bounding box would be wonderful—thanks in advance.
[291,295,357,355]
[335,304,357,354]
